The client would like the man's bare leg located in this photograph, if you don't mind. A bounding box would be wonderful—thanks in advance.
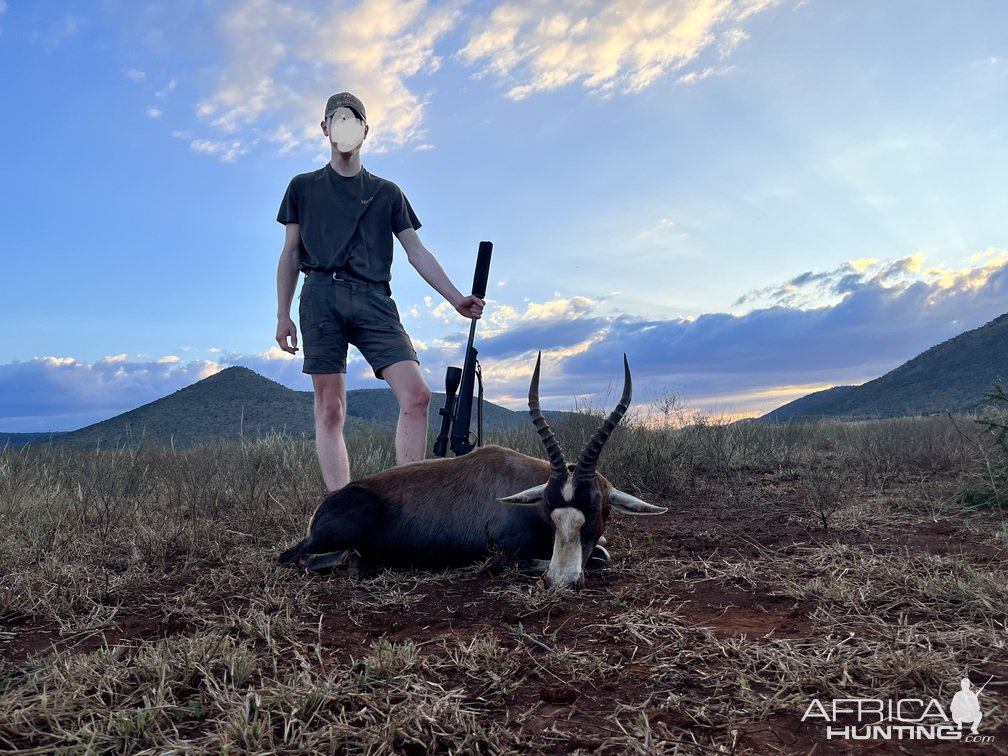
[311,373,350,491]
[382,360,432,465]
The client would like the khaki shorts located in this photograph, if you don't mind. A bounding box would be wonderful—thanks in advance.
[298,272,419,378]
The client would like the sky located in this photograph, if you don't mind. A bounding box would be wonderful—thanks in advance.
[1,0,1007,433]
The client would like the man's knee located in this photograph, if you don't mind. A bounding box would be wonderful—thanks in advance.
[400,383,431,414]
[316,399,346,430]
[314,390,347,429]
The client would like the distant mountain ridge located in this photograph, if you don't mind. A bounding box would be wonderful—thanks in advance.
[762,313,1008,421]
[8,312,1006,445]
[2,367,530,448]
[51,367,312,447]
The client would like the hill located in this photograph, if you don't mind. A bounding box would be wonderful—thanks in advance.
[763,313,1008,421]
[55,367,314,447]
[51,367,528,448]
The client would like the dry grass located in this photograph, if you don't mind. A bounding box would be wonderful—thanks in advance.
[1,417,1007,753]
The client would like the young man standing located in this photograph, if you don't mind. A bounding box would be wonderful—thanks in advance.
[275,92,484,491]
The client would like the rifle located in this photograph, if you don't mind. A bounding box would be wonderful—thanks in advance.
[432,241,493,457]
[975,675,994,696]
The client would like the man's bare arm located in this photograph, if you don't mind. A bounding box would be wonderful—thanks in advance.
[396,227,484,319]
[276,223,302,354]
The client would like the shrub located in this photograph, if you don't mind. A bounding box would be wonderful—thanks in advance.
[955,380,1008,509]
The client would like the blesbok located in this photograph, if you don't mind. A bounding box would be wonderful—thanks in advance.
[278,354,666,589]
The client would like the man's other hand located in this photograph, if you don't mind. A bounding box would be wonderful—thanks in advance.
[276,317,300,354]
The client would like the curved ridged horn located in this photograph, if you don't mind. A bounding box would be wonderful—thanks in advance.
[574,355,632,482]
[528,352,567,477]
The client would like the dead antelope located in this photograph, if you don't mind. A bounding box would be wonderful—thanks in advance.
[278,354,666,589]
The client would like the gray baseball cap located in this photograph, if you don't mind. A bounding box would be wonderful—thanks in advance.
[325,92,366,122]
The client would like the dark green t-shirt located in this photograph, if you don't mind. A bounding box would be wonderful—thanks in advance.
[276,165,421,282]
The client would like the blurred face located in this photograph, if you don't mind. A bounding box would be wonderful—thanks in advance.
[327,106,366,154]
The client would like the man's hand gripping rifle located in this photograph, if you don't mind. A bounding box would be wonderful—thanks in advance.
[433,241,493,457]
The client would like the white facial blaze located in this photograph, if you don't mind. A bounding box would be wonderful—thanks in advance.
[545,507,585,588]
[561,474,575,503]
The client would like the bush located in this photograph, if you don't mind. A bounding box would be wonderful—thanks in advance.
[956,380,1008,509]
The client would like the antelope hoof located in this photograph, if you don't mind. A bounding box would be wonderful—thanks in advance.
[300,549,361,575]
[516,558,552,576]
[586,544,610,571]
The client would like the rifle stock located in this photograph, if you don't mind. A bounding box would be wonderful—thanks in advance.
[432,241,493,457]
[450,325,480,455]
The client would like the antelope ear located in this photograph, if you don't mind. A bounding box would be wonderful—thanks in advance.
[609,488,667,515]
[498,483,548,506]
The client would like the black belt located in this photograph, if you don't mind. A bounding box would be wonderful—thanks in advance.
[306,269,390,293]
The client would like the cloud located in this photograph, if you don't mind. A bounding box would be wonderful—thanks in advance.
[477,295,609,357]
[677,64,733,86]
[381,250,1008,413]
[0,349,314,433]
[542,251,1008,413]
[6,252,1006,431]
[29,14,83,52]
[466,251,1008,414]
[191,0,460,156]
[188,138,249,162]
[269,125,300,155]
[457,0,780,99]
[125,68,177,120]
[155,79,177,98]
[0,357,220,433]
[718,27,749,58]
[734,250,1008,311]
[159,0,777,159]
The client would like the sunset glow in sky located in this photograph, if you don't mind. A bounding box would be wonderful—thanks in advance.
[1,1,1006,432]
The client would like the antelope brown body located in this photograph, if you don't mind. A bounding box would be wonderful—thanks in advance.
[278,355,666,588]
